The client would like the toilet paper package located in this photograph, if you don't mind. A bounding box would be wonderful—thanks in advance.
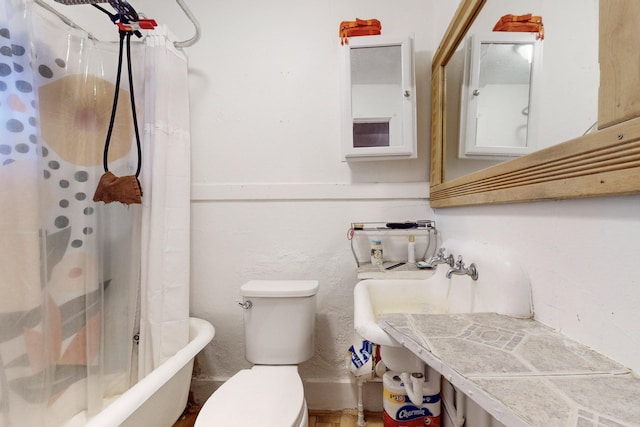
[347,337,380,380]
[383,371,441,427]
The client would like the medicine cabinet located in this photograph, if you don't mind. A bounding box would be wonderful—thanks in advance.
[459,33,542,159]
[340,35,416,161]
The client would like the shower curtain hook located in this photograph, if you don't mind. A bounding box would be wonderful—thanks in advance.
[90,0,157,38]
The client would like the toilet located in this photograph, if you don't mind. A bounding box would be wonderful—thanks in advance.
[195,280,319,427]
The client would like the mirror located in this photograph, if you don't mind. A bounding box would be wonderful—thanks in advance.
[430,0,640,207]
[458,32,542,161]
[446,0,598,180]
[351,45,401,149]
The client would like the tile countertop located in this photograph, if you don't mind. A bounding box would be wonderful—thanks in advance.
[378,312,640,427]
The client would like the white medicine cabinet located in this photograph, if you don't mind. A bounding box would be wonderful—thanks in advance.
[459,33,542,159]
[340,35,416,161]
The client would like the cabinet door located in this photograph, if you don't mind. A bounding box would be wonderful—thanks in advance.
[341,35,416,161]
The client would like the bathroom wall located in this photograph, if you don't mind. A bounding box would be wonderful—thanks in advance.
[48,0,640,413]
[170,0,640,410]
[39,0,451,408]
[135,0,457,409]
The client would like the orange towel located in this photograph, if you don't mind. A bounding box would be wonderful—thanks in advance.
[339,18,381,45]
[493,13,544,40]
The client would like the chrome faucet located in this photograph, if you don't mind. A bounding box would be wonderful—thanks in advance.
[426,247,455,268]
[446,255,479,281]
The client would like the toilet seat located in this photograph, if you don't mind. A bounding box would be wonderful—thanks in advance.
[194,365,307,427]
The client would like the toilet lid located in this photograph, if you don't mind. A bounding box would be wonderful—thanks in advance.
[195,365,305,427]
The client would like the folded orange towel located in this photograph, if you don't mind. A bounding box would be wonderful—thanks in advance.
[339,18,381,45]
[493,13,544,40]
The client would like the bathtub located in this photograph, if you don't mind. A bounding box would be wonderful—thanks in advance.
[68,317,214,427]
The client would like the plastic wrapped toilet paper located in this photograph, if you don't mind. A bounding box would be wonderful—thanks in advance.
[346,336,377,380]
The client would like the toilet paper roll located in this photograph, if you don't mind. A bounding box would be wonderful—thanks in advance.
[383,371,441,425]
[383,371,408,405]
[384,398,441,426]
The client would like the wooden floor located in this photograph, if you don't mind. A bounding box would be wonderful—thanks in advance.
[308,410,383,427]
[172,403,384,427]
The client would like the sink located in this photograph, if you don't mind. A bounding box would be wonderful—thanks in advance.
[353,241,533,348]
[354,274,447,347]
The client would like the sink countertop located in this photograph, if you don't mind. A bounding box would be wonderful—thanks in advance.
[379,312,640,427]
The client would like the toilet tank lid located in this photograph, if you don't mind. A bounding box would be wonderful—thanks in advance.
[241,280,319,297]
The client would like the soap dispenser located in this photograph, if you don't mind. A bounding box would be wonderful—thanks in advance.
[407,236,416,263]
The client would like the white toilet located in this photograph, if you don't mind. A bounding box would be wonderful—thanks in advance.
[195,280,319,427]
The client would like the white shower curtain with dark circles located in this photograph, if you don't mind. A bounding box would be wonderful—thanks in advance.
[0,1,191,425]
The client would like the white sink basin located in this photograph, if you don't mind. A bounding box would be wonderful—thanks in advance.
[353,241,533,348]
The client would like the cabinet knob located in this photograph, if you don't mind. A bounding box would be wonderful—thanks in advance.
[404,90,411,98]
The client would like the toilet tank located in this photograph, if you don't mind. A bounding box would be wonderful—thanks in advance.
[240,280,319,365]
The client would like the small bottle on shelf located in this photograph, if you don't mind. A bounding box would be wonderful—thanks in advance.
[370,239,383,266]
[407,235,416,263]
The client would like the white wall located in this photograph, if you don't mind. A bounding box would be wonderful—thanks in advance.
[164,0,456,410]
[132,0,640,404]
[434,197,640,374]
[38,0,452,409]
[43,0,640,415]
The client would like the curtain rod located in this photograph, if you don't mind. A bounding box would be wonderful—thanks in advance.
[31,0,201,48]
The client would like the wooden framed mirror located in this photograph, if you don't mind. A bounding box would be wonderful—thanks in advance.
[430,0,640,208]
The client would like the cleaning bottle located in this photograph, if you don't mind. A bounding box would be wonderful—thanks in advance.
[407,236,416,263]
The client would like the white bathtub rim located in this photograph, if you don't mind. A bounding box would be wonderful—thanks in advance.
[83,317,215,427]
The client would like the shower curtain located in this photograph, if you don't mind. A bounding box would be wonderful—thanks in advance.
[139,25,191,378]
[0,1,190,425]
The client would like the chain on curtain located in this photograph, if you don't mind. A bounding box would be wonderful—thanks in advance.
[0,1,143,425]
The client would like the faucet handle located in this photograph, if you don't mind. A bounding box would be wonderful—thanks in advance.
[455,255,465,267]
[436,247,447,257]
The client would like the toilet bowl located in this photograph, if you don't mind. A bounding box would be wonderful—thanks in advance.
[194,366,307,427]
[194,280,318,427]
